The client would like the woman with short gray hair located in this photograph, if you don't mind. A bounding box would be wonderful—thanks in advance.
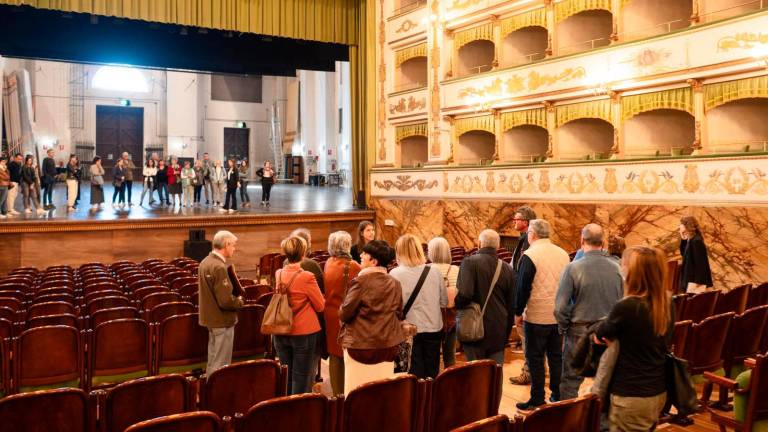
[323,230,361,394]
[427,237,460,367]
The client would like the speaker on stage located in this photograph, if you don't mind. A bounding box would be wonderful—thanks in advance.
[184,229,212,261]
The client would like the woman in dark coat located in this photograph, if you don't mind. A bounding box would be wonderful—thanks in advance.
[678,215,713,293]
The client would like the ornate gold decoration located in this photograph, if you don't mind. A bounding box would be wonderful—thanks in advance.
[374,175,439,192]
[610,129,620,156]
[395,43,427,67]
[389,96,427,115]
[443,171,449,192]
[688,78,703,93]
[395,19,419,34]
[447,0,483,12]
[621,87,693,121]
[539,170,551,192]
[693,121,702,151]
[485,171,496,193]
[683,165,700,193]
[717,32,768,52]
[458,67,586,101]
[396,123,428,142]
[604,168,618,193]
[524,173,538,193]
[501,8,547,38]
[554,0,611,23]
[378,0,387,162]
[430,0,442,158]
[704,75,768,111]
[509,174,524,193]
[624,48,674,74]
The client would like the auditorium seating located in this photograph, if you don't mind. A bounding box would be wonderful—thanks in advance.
[240,393,337,432]
[684,312,735,409]
[150,302,196,324]
[12,325,83,393]
[342,375,425,432]
[450,415,510,432]
[511,394,601,432]
[88,318,151,390]
[200,360,287,423]
[243,284,273,303]
[233,305,271,360]
[428,360,503,432]
[125,411,222,432]
[0,387,88,432]
[748,283,768,310]
[679,291,719,323]
[154,313,208,375]
[715,284,751,315]
[671,320,692,358]
[707,353,768,432]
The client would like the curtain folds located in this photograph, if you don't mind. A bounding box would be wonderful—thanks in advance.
[501,8,547,38]
[395,43,427,67]
[554,0,612,23]
[455,115,495,136]
[396,122,428,141]
[621,87,692,120]
[555,99,612,127]
[704,75,768,111]
[454,22,494,50]
[0,0,359,44]
[501,108,546,131]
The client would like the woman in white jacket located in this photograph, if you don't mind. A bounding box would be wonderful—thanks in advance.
[210,160,225,207]
[139,160,157,206]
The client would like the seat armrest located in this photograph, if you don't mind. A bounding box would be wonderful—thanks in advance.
[704,371,737,389]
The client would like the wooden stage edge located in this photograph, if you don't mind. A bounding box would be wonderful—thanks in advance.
[0,210,376,234]
[0,210,375,276]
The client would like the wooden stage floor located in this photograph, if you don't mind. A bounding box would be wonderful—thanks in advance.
[1,183,357,224]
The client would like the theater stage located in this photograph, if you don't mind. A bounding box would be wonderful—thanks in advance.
[0,184,373,276]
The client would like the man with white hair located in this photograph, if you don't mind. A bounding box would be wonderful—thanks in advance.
[555,223,623,400]
[198,230,244,373]
[455,229,516,365]
[514,219,570,410]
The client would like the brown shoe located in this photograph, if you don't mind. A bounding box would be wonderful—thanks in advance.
[509,373,531,385]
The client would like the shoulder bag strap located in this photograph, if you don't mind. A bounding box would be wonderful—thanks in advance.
[403,265,431,316]
[343,261,350,289]
[480,260,503,317]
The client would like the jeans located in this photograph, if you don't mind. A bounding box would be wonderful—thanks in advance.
[42,180,54,206]
[194,185,202,203]
[157,183,168,204]
[112,183,126,204]
[261,181,273,202]
[239,180,250,202]
[207,326,235,374]
[462,344,505,366]
[0,186,7,215]
[274,332,319,395]
[443,327,457,368]
[409,331,442,379]
[524,322,563,404]
[125,180,133,202]
[561,324,591,400]
[224,187,237,210]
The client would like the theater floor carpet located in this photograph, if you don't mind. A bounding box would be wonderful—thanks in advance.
[2,183,356,222]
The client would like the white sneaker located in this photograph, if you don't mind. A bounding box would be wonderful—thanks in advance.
[119,204,125,209]
[24,208,32,214]
[91,205,98,211]
[67,206,75,212]
[112,203,118,208]
[36,208,45,215]
[219,208,227,213]
[9,210,20,215]
[228,209,235,213]
[0,214,6,219]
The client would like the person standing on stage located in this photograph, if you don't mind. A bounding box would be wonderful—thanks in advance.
[42,149,57,210]
[112,159,127,209]
[0,157,10,219]
[256,160,275,207]
[222,158,239,214]
[121,152,136,206]
[198,230,245,374]
[139,159,157,206]
[65,154,81,212]
[21,155,44,215]
[211,160,225,207]
[90,156,105,211]
[181,161,195,208]
[193,160,204,207]
[6,154,22,215]
[202,152,213,206]
[155,160,169,206]
[168,157,182,207]
[238,159,251,208]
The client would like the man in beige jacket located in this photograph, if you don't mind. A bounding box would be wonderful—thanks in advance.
[198,230,244,373]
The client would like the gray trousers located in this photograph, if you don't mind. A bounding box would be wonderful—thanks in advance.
[204,181,213,202]
[561,324,591,400]
[207,326,235,374]
[609,392,666,432]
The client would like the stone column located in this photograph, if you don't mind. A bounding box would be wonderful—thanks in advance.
[493,109,501,162]
[544,101,556,161]
[545,0,555,56]
[492,15,501,69]
[609,91,623,159]
[610,0,621,42]
[688,79,706,155]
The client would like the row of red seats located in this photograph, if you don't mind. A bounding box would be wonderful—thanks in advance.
[0,359,505,432]
[673,282,768,323]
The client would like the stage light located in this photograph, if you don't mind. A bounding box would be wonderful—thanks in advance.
[93,65,150,93]
[236,121,246,128]
[120,99,131,106]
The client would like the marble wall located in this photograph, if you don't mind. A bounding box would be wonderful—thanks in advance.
[371,198,768,290]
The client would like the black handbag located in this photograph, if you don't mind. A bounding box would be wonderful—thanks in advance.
[665,353,699,416]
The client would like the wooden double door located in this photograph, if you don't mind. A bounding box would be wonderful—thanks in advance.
[96,105,144,180]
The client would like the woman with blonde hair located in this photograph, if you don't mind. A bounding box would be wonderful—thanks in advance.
[390,234,447,379]
[595,246,673,432]
[678,216,713,293]
[427,236,460,368]
[323,231,361,394]
[272,236,325,395]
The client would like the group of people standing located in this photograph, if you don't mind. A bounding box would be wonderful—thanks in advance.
[0,150,277,215]
[198,209,714,432]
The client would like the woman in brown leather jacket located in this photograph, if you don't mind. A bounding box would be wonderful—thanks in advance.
[339,239,404,395]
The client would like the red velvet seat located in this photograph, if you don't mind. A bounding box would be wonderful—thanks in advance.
[134,286,170,302]
[26,313,79,329]
[450,415,510,432]
[32,293,76,305]
[0,338,8,396]
[680,291,719,323]
[234,305,270,360]
[90,306,140,329]
[240,393,336,432]
[0,388,88,432]
[200,360,287,421]
[149,302,196,324]
[747,282,768,309]
[511,394,601,432]
[243,285,273,303]
[27,301,76,320]
[142,292,182,315]
[178,282,199,302]
[682,312,735,408]
[125,411,222,432]
[154,313,208,375]
[89,318,151,390]
[170,277,198,292]
[429,360,503,432]
[714,285,751,315]
[13,325,83,392]
[343,375,424,432]
[100,374,193,432]
[87,296,132,316]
